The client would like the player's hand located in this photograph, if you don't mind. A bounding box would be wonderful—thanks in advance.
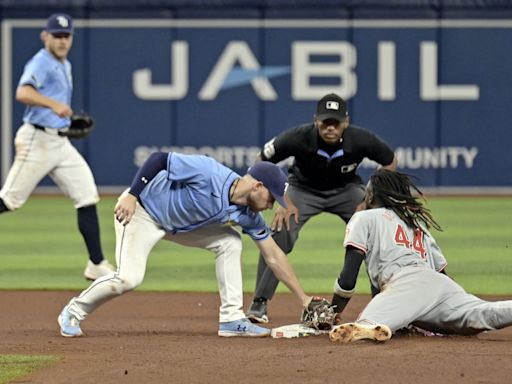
[51,101,73,118]
[271,204,298,232]
[114,192,137,226]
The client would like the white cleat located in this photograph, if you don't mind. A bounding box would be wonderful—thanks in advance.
[58,305,84,338]
[84,259,116,281]
[329,322,392,343]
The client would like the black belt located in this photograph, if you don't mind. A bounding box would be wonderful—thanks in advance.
[33,124,66,136]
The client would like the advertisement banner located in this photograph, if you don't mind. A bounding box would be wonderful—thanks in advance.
[2,17,511,190]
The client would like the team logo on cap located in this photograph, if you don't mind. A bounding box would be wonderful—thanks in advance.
[326,101,339,110]
[57,16,70,28]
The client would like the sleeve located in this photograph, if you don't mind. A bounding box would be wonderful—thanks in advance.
[129,152,168,197]
[343,211,370,253]
[332,247,365,313]
[18,57,48,90]
[240,211,272,241]
[260,127,301,163]
[360,129,395,167]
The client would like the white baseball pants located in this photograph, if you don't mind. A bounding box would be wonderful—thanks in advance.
[68,202,246,323]
[0,123,99,209]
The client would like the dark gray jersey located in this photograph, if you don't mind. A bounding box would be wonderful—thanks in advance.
[344,208,447,290]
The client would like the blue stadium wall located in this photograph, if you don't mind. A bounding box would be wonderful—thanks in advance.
[1,1,512,192]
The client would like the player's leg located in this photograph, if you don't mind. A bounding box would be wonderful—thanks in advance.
[327,182,365,223]
[167,225,271,337]
[58,202,165,337]
[415,273,512,335]
[0,198,8,213]
[330,267,444,343]
[247,185,322,322]
[0,124,54,211]
[49,140,113,279]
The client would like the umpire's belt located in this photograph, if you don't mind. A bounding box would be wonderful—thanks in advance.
[32,123,69,136]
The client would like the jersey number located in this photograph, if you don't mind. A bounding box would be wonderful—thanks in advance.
[394,224,426,259]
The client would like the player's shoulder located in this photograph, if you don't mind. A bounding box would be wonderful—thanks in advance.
[277,123,315,145]
[169,152,219,170]
[344,125,376,138]
[343,125,387,152]
[279,123,314,137]
[25,49,48,67]
[351,207,389,222]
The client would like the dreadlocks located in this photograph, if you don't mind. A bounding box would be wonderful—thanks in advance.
[370,169,442,231]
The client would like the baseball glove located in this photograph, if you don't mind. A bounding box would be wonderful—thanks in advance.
[301,296,336,330]
[60,114,95,139]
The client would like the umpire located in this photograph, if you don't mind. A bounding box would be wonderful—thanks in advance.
[246,93,397,323]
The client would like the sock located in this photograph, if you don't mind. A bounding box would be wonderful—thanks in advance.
[0,198,9,213]
[77,205,104,264]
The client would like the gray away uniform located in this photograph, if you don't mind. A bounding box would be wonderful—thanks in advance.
[343,208,512,335]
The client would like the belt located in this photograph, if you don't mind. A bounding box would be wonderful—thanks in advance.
[32,123,69,136]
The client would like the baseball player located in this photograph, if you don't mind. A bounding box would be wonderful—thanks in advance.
[0,13,114,280]
[58,152,320,338]
[246,93,397,323]
[329,169,512,343]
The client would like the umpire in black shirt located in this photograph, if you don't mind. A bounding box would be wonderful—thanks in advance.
[246,93,397,323]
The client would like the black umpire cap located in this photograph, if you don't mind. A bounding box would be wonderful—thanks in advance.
[316,93,348,121]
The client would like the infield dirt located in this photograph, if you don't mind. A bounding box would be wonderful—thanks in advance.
[1,291,511,383]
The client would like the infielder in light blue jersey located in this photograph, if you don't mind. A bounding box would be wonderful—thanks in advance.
[0,14,114,280]
[59,152,317,337]
[328,169,512,343]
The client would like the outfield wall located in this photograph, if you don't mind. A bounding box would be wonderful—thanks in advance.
[1,1,512,192]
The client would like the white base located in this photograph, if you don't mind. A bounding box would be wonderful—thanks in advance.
[271,324,329,338]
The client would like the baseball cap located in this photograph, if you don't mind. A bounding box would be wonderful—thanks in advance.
[46,13,74,34]
[316,93,348,121]
[248,162,288,208]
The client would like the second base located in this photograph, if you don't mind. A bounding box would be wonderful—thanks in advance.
[271,323,327,338]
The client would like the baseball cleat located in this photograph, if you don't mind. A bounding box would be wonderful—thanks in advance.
[329,322,391,343]
[246,298,269,324]
[58,305,84,338]
[218,318,271,337]
[84,259,116,281]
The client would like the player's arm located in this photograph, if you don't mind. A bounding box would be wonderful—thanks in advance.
[16,84,72,118]
[331,246,365,316]
[259,130,301,231]
[362,130,396,170]
[254,236,312,309]
[114,152,168,225]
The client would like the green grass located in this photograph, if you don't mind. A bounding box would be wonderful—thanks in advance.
[0,355,60,384]
[0,195,511,383]
[0,195,511,294]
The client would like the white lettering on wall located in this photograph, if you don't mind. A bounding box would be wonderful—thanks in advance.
[378,41,396,101]
[132,40,480,101]
[361,146,478,169]
[199,41,277,100]
[134,146,261,169]
[135,146,478,170]
[133,41,188,100]
[420,41,479,101]
[292,41,357,100]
